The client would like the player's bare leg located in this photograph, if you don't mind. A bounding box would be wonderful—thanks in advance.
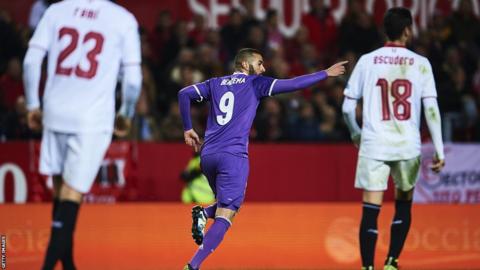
[384,188,413,270]
[42,182,82,270]
[186,207,235,270]
[359,191,383,270]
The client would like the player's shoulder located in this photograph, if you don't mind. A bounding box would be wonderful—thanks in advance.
[248,74,273,82]
[354,49,377,67]
[40,0,65,18]
[102,1,138,26]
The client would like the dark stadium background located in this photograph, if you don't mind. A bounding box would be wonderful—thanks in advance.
[0,0,479,269]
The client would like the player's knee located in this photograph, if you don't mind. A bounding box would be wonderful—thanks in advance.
[60,183,83,203]
[215,207,237,223]
[362,190,384,205]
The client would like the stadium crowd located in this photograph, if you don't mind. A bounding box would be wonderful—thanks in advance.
[1,0,480,142]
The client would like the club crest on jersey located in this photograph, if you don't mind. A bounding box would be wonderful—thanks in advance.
[220,77,245,86]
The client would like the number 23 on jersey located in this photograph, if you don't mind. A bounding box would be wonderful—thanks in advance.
[55,27,104,79]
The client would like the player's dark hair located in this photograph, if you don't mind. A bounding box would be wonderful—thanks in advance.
[383,7,412,41]
[234,48,262,71]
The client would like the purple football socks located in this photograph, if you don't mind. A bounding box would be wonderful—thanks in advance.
[189,217,231,268]
[204,203,217,219]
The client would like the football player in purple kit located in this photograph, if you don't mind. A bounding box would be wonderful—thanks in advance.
[178,48,347,270]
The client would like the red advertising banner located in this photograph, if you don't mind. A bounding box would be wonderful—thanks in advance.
[3,142,480,203]
[0,142,365,203]
[0,141,142,203]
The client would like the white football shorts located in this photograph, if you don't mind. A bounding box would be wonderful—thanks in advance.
[39,129,112,193]
[354,155,421,191]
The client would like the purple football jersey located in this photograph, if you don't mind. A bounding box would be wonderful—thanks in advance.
[193,73,275,157]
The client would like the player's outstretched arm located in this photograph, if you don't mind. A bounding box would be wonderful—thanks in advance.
[270,61,348,95]
[423,97,445,173]
[326,61,349,77]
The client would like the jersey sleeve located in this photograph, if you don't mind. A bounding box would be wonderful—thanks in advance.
[420,59,437,98]
[28,6,55,50]
[252,75,276,98]
[344,56,365,99]
[191,79,212,102]
[121,13,141,66]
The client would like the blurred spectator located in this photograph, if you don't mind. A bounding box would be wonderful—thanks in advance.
[130,89,159,141]
[1,2,479,143]
[196,44,224,78]
[265,54,289,79]
[255,98,285,141]
[205,29,225,64]
[150,10,174,66]
[427,11,451,69]
[301,43,321,73]
[128,63,160,141]
[162,20,196,68]
[326,82,350,141]
[165,62,203,113]
[0,10,24,74]
[159,101,184,141]
[0,57,24,113]
[439,64,477,141]
[285,26,309,59]
[448,0,480,87]
[285,26,312,70]
[448,0,480,46]
[188,14,208,45]
[240,0,261,35]
[301,0,338,64]
[311,90,339,140]
[287,101,322,141]
[339,0,381,55]
[473,60,480,96]
[158,50,200,114]
[220,8,245,62]
[264,9,283,52]
[0,96,40,140]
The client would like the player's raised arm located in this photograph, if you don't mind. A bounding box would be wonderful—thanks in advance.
[269,61,347,96]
